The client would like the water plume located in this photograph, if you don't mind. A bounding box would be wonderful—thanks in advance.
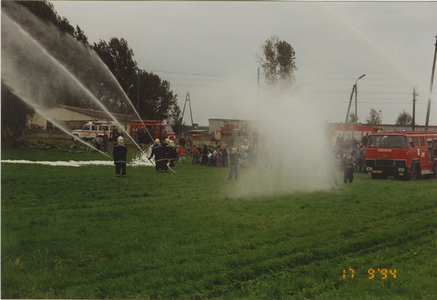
[1,2,148,156]
[12,91,112,158]
[229,85,333,198]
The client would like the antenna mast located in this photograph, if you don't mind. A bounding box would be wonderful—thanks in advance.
[180,92,194,135]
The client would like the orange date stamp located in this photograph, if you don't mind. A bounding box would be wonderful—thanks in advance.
[343,268,397,279]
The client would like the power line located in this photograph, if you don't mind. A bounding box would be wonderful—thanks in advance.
[148,69,431,82]
[146,69,256,78]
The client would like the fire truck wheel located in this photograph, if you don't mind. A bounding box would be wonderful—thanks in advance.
[73,135,80,142]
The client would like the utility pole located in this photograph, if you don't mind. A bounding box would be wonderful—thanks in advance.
[345,85,356,123]
[345,74,365,123]
[355,83,358,124]
[412,88,418,131]
[425,36,437,130]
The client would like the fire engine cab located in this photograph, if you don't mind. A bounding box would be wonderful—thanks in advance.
[365,131,437,180]
[72,121,118,142]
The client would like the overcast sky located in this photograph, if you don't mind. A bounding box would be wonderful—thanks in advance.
[52,1,437,126]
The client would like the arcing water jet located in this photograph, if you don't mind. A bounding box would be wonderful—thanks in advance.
[1,2,150,157]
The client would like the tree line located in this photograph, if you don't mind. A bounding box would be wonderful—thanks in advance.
[348,109,414,125]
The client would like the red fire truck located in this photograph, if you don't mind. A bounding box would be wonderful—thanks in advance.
[129,120,176,143]
[365,131,437,180]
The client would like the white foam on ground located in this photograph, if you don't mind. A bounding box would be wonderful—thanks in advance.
[1,158,154,167]
[130,153,155,167]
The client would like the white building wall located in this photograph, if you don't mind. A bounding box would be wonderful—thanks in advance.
[28,107,99,129]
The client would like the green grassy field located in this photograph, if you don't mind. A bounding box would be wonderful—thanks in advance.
[2,147,437,299]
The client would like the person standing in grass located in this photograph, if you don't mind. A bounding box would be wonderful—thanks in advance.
[343,149,355,183]
[206,150,213,167]
[102,131,109,153]
[191,145,199,165]
[93,136,100,151]
[113,136,127,177]
[132,127,138,142]
[161,139,170,173]
[201,145,208,166]
[355,144,364,173]
[179,134,185,148]
[221,145,228,167]
[189,136,194,150]
[216,148,221,168]
[168,141,177,167]
[227,148,241,180]
[215,131,221,144]
[240,148,248,169]
[178,145,189,164]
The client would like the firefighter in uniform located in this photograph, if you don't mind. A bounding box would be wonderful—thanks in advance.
[149,139,166,173]
[161,138,170,172]
[113,136,127,177]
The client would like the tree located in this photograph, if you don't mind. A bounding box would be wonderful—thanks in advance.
[73,25,89,46]
[1,82,34,142]
[169,102,184,136]
[14,1,58,25]
[366,108,382,125]
[347,112,358,124]
[16,1,80,38]
[91,37,139,115]
[395,110,413,125]
[93,38,138,94]
[256,35,297,89]
[56,16,75,36]
[135,70,179,121]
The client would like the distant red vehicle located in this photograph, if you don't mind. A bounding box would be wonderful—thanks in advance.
[220,123,248,137]
[365,131,437,180]
[129,120,176,143]
[188,129,208,138]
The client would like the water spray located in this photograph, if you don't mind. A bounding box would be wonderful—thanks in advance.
[10,91,112,159]
[2,7,148,159]
[2,3,173,171]
[93,59,156,143]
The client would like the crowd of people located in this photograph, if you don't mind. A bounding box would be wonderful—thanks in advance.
[108,129,250,178]
[147,134,254,179]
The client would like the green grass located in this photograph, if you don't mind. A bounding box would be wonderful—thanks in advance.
[2,147,437,299]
